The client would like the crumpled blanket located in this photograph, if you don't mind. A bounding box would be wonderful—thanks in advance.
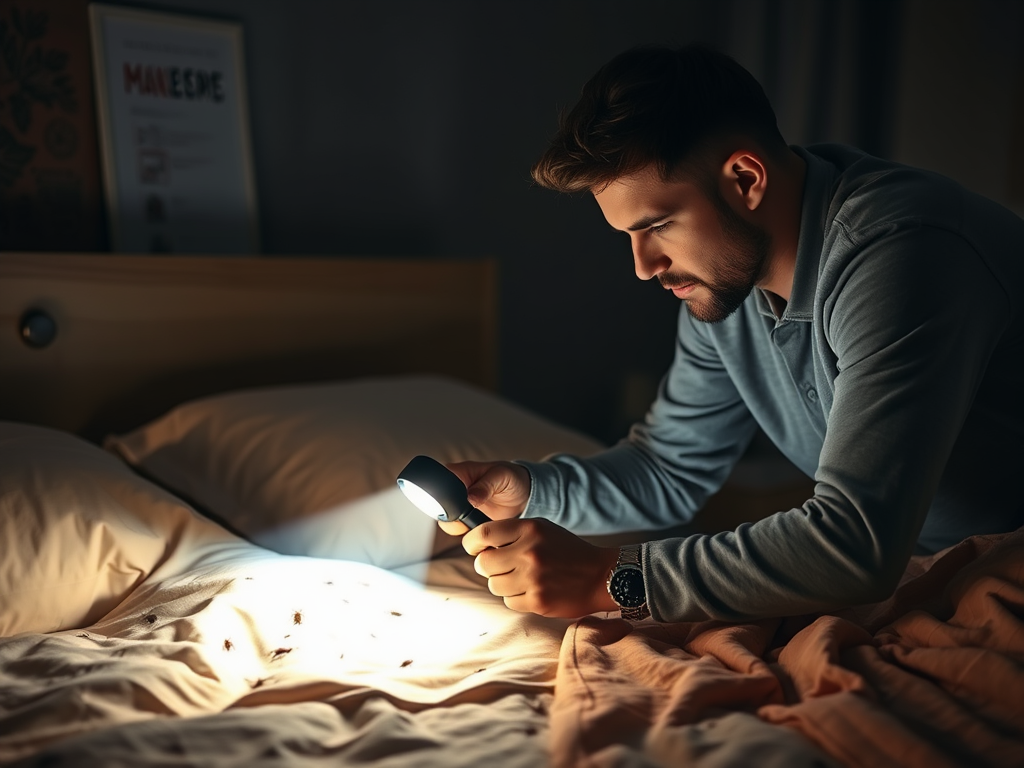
[550,527,1024,768]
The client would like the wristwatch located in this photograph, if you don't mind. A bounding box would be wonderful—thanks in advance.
[606,544,650,621]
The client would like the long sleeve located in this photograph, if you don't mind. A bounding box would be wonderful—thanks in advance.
[520,306,760,537]
[640,227,1012,622]
[518,145,1023,623]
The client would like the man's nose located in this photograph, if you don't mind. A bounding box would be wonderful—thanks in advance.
[632,237,671,281]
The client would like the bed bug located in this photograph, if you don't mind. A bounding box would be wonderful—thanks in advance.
[250,677,265,689]
[292,610,303,625]
[390,611,402,617]
[400,659,413,668]
[270,647,292,661]
[223,639,234,651]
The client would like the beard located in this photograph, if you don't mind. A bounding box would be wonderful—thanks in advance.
[659,199,773,324]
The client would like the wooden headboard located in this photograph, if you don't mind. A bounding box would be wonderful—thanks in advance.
[0,253,497,441]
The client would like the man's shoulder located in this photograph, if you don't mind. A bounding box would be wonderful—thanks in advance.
[803,143,966,243]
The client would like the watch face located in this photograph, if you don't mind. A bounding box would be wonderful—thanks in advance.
[609,566,646,608]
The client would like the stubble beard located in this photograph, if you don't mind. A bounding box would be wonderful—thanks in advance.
[659,200,773,324]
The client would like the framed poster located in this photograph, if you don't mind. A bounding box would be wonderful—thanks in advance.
[88,3,259,253]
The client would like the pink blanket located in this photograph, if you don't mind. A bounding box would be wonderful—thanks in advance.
[550,528,1024,767]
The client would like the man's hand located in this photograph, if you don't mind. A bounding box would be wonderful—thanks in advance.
[462,517,620,618]
[436,460,532,536]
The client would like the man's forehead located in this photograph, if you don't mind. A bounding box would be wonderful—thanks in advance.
[593,170,698,225]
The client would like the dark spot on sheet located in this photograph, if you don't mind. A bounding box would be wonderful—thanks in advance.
[473,668,486,674]
[523,726,538,736]
[144,614,157,624]
[339,653,345,660]
[76,633,89,638]
[400,659,413,668]
[270,648,292,661]
[325,581,334,586]
[479,631,488,636]
[245,577,253,581]
[251,678,265,689]
[390,611,402,617]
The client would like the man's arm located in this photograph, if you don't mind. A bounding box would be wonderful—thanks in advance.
[520,303,761,537]
[518,229,1008,622]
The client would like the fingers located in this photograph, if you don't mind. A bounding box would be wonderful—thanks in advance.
[472,536,518,578]
[461,518,519,556]
[446,460,531,520]
[464,518,621,618]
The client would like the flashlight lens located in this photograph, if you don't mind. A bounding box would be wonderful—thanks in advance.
[397,478,448,520]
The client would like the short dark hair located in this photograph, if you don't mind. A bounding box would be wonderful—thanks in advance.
[532,44,787,193]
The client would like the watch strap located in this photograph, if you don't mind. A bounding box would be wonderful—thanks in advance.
[611,544,650,621]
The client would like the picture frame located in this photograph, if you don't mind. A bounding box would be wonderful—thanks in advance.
[88,3,259,254]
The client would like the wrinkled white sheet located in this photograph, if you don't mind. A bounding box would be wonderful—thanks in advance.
[0,542,568,767]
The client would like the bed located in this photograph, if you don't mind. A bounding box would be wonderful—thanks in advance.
[1,252,1021,768]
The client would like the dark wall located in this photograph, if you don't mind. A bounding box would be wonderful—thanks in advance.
[144,0,738,443]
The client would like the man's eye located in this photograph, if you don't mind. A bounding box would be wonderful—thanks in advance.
[649,222,670,234]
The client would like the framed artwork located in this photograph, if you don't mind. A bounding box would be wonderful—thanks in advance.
[88,3,259,254]
[0,1,106,252]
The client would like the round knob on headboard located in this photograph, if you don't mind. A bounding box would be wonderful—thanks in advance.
[19,309,58,349]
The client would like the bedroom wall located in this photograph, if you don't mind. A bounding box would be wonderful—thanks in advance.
[97,0,733,443]
[6,0,1021,445]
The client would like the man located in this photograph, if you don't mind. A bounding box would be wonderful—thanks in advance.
[443,44,1023,623]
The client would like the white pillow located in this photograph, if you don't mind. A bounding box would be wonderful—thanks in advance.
[105,375,603,569]
[0,422,238,636]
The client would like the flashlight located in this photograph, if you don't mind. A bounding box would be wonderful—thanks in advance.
[396,455,491,529]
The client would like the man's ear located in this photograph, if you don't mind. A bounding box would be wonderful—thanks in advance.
[720,150,767,212]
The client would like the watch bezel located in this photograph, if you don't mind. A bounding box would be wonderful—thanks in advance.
[608,563,647,608]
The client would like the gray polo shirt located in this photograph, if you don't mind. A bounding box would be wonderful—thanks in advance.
[520,144,1024,622]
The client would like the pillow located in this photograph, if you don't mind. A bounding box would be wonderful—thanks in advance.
[0,421,240,636]
[105,375,604,569]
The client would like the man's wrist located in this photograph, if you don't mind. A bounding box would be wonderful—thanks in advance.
[606,544,650,621]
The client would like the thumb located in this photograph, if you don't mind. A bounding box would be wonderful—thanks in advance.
[437,519,470,537]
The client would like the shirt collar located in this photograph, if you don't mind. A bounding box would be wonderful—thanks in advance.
[754,146,835,323]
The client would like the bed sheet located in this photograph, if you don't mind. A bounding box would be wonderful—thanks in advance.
[2,524,1021,768]
[0,542,566,767]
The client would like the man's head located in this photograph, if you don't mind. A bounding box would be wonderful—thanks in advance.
[533,45,792,323]
[531,44,787,195]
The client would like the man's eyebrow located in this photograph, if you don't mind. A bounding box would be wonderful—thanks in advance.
[625,213,669,232]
